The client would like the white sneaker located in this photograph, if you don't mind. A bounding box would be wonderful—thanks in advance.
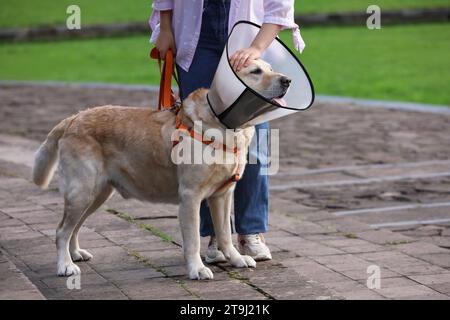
[238,234,272,261]
[205,236,227,264]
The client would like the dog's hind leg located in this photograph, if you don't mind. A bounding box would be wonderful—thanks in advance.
[178,191,213,280]
[56,187,94,276]
[56,138,104,276]
[208,191,256,269]
[69,185,114,262]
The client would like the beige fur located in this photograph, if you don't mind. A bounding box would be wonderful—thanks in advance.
[32,59,288,280]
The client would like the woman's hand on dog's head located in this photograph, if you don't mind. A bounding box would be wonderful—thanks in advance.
[229,46,262,72]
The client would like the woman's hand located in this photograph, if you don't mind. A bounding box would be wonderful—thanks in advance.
[230,23,282,72]
[155,10,176,59]
[155,29,176,58]
[229,46,262,72]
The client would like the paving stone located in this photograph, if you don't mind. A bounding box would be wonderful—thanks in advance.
[386,263,449,276]
[401,293,450,300]
[392,241,450,256]
[101,268,164,283]
[427,282,450,295]
[339,268,400,281]
[338,289,385,300]
[119,277,192,300]
[125,239,178,252]
[0,289,46,300]
[138,248,185,267]
[375,284,440,299]
[340,243,388,254]
[355,229,415,245]
[269,236,344,256]
[419,253,450,268]
[320,238,373,248]
[357,251,429,269]
[282,258,350,283]
[311,254,371,271]
[51,283,129,300]
[0,217,24,227]
[316,217,372,233]
[269,213,331,235]
[0,251,44,300]
[77,238,116,249]
[408,273,450,286]
[40,272,109,289]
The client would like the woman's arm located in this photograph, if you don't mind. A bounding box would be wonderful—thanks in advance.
[155,10,177,58]
[229,23,282,71]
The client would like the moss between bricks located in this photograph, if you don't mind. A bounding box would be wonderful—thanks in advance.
[385,240,412,245]
[343,233,358,239]
[106,208,175,243]
[228,270,275,300]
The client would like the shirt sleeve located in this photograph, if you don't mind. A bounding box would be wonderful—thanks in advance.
[152,0,174,11]
[263,0,306,53]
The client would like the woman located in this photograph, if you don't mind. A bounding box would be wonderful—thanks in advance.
[149,0,304,262]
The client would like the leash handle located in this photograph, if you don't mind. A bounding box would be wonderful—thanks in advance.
[150,47,178,110]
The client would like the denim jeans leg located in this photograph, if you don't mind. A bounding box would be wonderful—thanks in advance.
[234,122,269,235]
[177,1,231,238]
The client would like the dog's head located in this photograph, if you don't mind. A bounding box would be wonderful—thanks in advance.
[236,59,290,106]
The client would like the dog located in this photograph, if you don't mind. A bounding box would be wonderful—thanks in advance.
[32,59,291,280]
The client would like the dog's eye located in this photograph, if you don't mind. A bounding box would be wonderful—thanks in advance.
[250,68,262,75]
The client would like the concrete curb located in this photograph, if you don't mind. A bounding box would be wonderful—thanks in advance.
[1,80,449,115]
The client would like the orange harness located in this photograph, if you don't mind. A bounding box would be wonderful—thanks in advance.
[172,109,242,192]
[150,48,242,192]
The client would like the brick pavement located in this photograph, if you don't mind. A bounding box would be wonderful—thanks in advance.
[0,84,449,300]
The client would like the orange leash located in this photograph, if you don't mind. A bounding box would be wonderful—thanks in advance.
[151,48,239,192]
[150,48,178,110]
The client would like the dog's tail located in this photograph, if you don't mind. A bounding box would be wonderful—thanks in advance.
[32,115,75,188]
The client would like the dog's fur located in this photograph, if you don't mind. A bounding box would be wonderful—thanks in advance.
[32,59,289,280]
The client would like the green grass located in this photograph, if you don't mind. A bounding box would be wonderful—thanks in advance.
[0,0,151,28]
[286,23,450,105]
[0,0,448,28]
[0,36,158,84]
[297,0,449,14]
[1,23,449,105]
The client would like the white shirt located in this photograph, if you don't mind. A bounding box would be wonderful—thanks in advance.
[149,0,305,71]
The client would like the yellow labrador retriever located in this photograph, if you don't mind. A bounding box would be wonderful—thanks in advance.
[32,59,290,280]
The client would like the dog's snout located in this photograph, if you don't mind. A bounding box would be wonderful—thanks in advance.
[280,76,292,88]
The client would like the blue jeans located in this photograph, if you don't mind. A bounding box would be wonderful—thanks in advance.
[176,0,269,237]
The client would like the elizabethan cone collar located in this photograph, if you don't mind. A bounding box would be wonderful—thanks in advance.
[207,21,315,129]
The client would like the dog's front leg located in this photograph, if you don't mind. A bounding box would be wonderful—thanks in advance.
[179,191,214,280]
[208,191,256,268]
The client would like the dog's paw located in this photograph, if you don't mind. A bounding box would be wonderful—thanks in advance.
[71,249,93,262]
[230,255,256,268]
[189,266,214,280]
[57,262,81,277]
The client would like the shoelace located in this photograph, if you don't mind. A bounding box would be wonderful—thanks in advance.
[243,234,261,245]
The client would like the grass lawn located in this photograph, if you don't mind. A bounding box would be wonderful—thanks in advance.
[0,0,449,28]
[0,23,449,105]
